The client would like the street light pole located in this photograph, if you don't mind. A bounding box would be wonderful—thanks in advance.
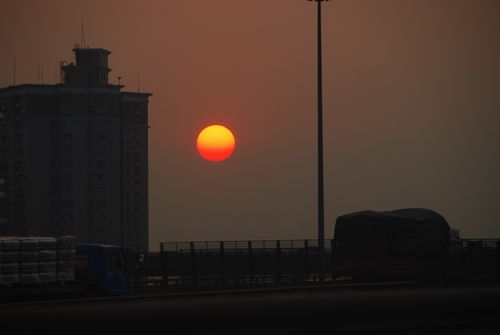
[308,0,329,280]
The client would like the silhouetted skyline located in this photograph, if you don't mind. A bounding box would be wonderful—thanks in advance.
[1,0,499,250]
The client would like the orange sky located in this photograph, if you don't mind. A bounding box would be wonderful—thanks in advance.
[1,0,500,249]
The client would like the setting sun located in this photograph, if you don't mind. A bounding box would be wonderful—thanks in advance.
[196,125,236,162]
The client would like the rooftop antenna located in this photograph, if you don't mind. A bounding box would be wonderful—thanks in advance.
[118,75,122,86]
[59,61,66,83]
[137,73,140,93]
[80,16,86,48]
[13,57,16,86]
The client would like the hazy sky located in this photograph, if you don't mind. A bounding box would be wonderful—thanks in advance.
[1,0,499,250]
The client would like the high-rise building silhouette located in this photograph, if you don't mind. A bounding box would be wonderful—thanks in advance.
[0,47,151,251]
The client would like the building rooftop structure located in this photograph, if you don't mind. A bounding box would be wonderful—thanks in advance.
[0,47,152,251]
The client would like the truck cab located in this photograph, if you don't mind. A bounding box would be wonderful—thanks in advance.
[75,244,128,295]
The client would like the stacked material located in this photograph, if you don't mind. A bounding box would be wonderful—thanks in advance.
[38,237,58,283]
[57,236,76,282]
[19,237,40,284]
[0,238,20,285]
[0,236,77,287]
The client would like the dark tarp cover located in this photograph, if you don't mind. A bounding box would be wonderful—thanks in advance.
[335,208,449,234]
[334,208,450,258]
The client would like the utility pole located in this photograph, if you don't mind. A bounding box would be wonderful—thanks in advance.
[308,0,330,281]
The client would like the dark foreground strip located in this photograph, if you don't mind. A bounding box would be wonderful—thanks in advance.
[0,286,498,334]
[0,280,413,307]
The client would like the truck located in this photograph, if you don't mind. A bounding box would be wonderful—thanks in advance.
[333,208,451,283]
[0,236,129,302]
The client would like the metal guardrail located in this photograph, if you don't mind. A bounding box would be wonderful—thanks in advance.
[128,239,500,289]
[155,239,334,287]
[160,239,500,251]
[160,239,330,252]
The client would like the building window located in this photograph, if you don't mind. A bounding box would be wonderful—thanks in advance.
[13,135,22,145]
[60,145,72,155]
[62,159,73,168]
[61,200,73,208]
[133,178,141,187]
[60,174,72,186]
[61,187,72,199]
[133,165,140,175]
[60,214,72,226]
[133,114,142,123]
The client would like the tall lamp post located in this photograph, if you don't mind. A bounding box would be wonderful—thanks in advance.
[308,0,330,280]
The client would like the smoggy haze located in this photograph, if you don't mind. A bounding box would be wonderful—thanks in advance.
[1,0,499,250]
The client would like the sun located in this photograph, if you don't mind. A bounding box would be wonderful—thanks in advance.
[196,125,236,162]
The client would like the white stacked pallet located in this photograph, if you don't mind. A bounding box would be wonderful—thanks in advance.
[0,238,20,286]
[39,237,58,283]
[1,236,78,287]
[57,236,76,283]
[19,237,40,285]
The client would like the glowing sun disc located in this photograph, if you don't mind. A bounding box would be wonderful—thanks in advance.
[196,125,236,162]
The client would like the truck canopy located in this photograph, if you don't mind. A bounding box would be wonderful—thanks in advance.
[334,208,450,258]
